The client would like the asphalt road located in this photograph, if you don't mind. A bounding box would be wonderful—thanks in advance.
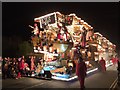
[2,65,118,90]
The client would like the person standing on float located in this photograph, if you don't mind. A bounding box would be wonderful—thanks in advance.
[76,53,87,89]
[29,23,39,37]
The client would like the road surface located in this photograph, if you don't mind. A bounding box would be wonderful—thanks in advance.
[2,65,118,90]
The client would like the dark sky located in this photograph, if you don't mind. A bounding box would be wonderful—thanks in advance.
[2,2,119,49]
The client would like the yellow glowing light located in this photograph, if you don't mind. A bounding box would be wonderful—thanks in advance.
[81,20,84,23]
[34,12,56,21]
[91,44,97,47]
[57,48,60,53]
[85,61,89,65]
[94,32,103,37]
[38,47,40,50]
[82,50,85,53]
[94,52,99,55]
[83,22,88,25]
[69,13,76,16]
[49,47,53,52]
[87,52,91,57]
[43,46,47,51]
[34,50,38,53]
[34,47,36,50]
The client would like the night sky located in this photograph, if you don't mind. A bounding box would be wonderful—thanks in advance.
[2,2,119,51]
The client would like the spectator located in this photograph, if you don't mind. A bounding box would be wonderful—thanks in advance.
[17,57,22,79]
[76,54,87,89]
[20,57,25,77]
[30,56,36,76]
[2,58,8,79]
[99,57,106,71]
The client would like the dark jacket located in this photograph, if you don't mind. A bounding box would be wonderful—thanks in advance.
[117,60,120,72]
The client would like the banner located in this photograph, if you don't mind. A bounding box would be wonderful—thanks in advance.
[40,14,56,29]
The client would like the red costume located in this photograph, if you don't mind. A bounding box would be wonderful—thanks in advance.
[76,60,87,89]
[17,58,22,78]
[57,33,61,40]
[99,58,106,71]
[20,59,25,70]
[31,57,35,71]
[112,57,118,66]
[112,57,115,65]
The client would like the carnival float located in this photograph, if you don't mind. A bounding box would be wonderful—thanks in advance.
[29,12,116,80]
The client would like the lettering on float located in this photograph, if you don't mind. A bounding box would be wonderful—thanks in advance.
[40,14,56,28]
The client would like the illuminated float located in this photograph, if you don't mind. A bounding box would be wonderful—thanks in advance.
[29,12,116,80]
[91,32,116,66]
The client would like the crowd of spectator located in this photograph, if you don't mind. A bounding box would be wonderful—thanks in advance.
[1,56,44,79]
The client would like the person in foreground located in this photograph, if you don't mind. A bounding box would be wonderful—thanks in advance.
[76,56,87,90]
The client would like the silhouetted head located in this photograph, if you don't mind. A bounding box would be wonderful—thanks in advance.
[78,56,83,63]
[101,57,103,60]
